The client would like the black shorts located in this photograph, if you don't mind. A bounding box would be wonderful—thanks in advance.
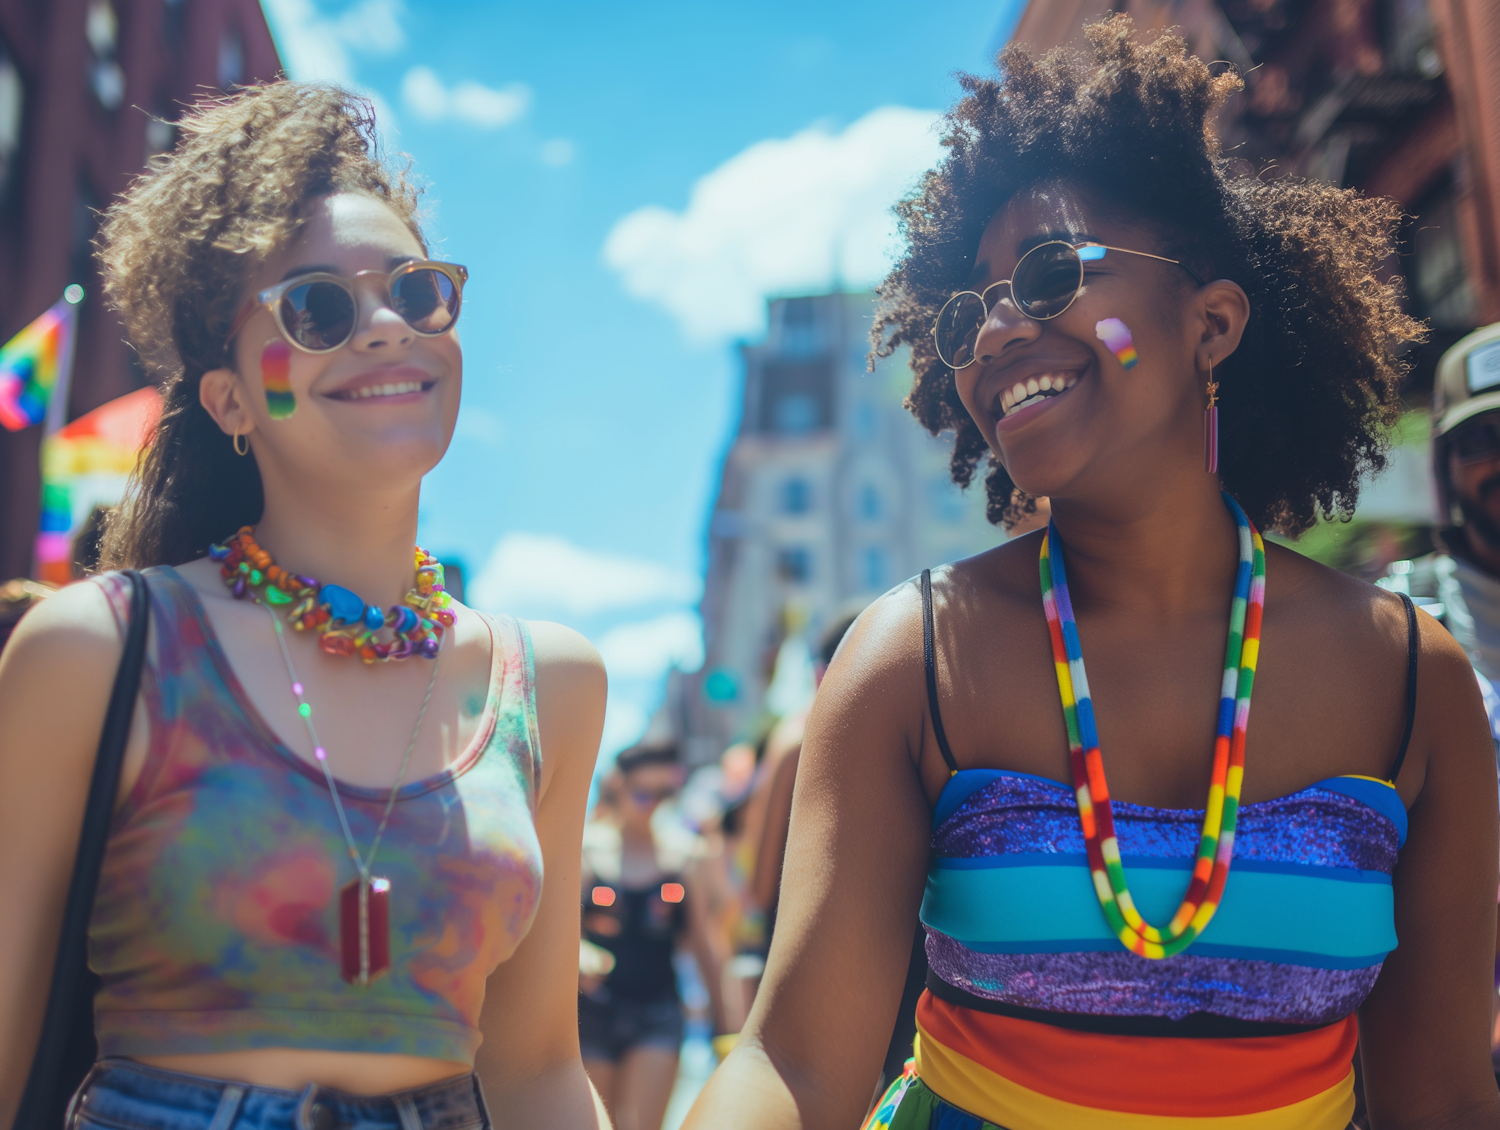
[578,993,684,1062]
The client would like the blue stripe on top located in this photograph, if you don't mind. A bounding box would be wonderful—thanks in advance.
[923,769,1403,985]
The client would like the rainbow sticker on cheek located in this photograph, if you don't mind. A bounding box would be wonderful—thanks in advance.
[1095,318,1138,370]
[260,341,296,418]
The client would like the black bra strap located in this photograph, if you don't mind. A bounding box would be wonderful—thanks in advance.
[1389,592,1418,784]
[921,569,959,775]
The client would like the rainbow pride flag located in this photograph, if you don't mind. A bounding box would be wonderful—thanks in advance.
[34,386,160,585]
[0,294,80,432]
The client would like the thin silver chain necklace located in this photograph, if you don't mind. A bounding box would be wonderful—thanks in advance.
[258,598,440,985]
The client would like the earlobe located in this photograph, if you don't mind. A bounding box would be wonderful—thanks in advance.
[1199,280,1251,364]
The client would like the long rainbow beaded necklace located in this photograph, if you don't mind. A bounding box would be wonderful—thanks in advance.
[209,527,454,662]
[1039,491,1266,960]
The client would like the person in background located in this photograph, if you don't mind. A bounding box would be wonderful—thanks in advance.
[579,742,726,1130]
[1422,322,1500,696]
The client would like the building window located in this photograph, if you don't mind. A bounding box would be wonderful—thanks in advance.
[927,478,967,524]
[777,546,812,584]
[780,477,811,515]
[1408,180,1476,329]
[219,26,246,89]
[858,483,882,522]
[0,39,21,201]
[774,392,819,434]
[861,546,889,591]
[86,0,125,112]
[780,297,822,357]
[146,96,177,159]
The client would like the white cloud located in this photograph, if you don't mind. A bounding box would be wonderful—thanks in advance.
[470,533,700,618]
[540,138,577,167]
[401,66,531,129]
[597,612,704,680]
[602,106,943,342]
[262,0,404,84]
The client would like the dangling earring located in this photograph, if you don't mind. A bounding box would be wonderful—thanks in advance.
[1203,356,1219,476]
[233,429,249,457]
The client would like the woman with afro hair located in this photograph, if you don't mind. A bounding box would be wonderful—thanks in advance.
[687,17,1500,1130]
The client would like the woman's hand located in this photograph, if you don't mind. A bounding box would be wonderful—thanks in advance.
[472,620,610,1129]
[683,588,933,1129]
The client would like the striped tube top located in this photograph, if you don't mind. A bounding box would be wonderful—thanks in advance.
[913,767,1403,1129]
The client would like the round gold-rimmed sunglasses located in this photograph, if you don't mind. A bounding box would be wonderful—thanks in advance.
[225,260,469,354]
[932,241,1202,370]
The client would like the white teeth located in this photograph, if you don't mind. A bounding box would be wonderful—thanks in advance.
[1000,372,1080,417]
[352,380,423,399]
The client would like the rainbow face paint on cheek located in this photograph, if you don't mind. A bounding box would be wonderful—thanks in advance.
[1095,318,1138,370]
[260,341,296,418]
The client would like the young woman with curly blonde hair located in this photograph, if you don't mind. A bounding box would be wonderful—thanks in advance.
[689,18,1500,1130]
[0,83,609,1129]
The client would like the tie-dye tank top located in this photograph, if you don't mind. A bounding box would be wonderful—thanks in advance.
[88,567,544,1064]
[865,574,1412,1130]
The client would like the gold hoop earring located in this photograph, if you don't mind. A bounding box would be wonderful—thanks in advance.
[233,430,249,457]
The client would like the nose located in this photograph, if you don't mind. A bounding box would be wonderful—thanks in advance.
[348,282,414,352]
[972,292,1040,367]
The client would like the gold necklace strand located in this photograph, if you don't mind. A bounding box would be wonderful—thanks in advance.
[258,598,440,983]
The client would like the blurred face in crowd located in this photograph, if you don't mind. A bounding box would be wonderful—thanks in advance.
[1449,411,1500,550]
[619,762,681,831]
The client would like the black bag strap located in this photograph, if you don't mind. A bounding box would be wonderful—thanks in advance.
[14,570,149,1130]
[1388,592,1419,784]
[920,569,959,776]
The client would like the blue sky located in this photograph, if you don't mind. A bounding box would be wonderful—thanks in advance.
[262,0,1027,753]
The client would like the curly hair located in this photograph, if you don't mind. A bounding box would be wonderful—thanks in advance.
[97,82,423,568]
[874,16,1425,535]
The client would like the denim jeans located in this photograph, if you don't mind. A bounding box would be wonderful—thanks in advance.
[67,1059,490,1130]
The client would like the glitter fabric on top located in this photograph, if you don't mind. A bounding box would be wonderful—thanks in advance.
[924,931,1380,1026]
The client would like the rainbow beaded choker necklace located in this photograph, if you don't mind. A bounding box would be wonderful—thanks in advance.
[209,527,454,663]
[1039,491,1266,959]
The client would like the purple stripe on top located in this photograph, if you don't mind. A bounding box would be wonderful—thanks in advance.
[932,773,1399,874]
[925,930,1380,1026]
[925,772,1399,1026]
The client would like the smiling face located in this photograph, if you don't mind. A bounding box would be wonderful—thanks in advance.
[202,192,462,497]
[953,184,1232,508]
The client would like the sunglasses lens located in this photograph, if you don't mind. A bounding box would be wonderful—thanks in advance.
[1454,418,1500,461]
[934,291,988,369]
[392,268,460,335]
[279,280,356,351]
[1012,243,1083,319]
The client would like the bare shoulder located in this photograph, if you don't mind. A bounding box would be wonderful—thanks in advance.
[0,578,123,683]
[523,621,605,800]
[1267,540,1462,661]
[525,619,606,692]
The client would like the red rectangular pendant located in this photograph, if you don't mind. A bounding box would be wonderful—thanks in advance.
[339,877,391,984]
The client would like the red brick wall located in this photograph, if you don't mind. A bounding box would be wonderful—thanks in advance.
[0,0,281,580]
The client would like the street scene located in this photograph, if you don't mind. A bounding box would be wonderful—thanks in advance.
[4,0,1500,1128]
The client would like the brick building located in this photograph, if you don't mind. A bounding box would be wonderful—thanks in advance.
[1010,0,1500,387]
[0,0,280,580]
